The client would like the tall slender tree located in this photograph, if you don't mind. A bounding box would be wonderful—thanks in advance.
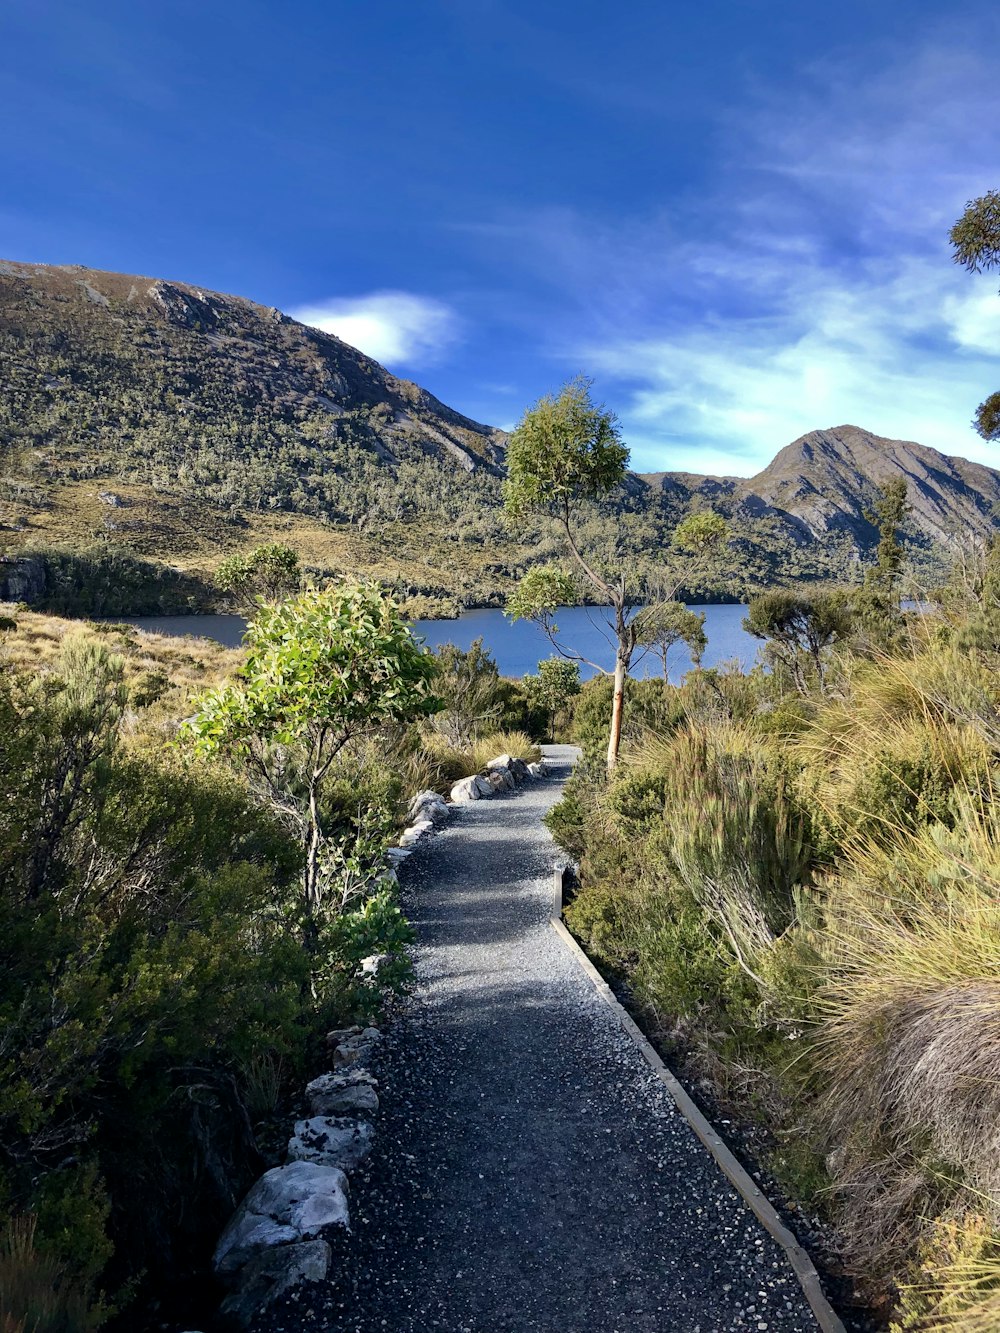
[503,378,728,772]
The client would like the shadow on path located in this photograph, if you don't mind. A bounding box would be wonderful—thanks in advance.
[262,744,818,1333]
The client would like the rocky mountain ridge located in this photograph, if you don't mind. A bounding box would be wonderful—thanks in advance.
[643,424,1000,548]
[2,259,999,613]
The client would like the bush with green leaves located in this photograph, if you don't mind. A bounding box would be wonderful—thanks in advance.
[184,583,439,914]
[0,634,319,1323]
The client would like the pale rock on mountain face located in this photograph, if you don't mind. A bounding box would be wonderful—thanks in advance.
[643,424,1000,551]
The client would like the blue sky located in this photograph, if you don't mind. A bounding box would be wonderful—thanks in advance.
[4,0,1000,475]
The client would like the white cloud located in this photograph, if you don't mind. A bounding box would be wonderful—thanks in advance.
[588,258,1000,474]
[461,36,1000,475]
[290,291,460,368]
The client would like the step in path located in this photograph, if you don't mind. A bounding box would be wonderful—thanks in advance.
[262,744,822,1333]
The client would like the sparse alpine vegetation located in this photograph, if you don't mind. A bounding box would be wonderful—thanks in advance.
[550,541,1000,1330]
[3,260,998,616]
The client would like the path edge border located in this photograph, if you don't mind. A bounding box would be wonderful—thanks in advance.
[549,865,846,1333]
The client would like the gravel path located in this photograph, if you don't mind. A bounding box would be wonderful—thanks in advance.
[264,745,820,1333]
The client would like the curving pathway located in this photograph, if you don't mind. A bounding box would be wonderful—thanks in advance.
[264,745,822,1333]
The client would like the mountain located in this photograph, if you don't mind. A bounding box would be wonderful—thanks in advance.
[1,260,998,614]
[645,424,1000,552]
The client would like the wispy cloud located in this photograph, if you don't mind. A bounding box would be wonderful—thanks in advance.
[463,37,1000,475]
[289,291,460,369]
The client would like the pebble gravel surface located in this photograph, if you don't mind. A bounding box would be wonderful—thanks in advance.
[261,745,820,1333]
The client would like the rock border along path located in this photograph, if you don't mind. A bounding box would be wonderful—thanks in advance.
[262,745,835,1333]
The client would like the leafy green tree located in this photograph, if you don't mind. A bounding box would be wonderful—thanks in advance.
[523,658,582,740]
[503,379,634,772]
[215,542,301,610]
[951,190,1000,439]
[635,601,707,680]
[504,379,728,771]
[743,589,853,693]
[428,638,508,748]
[852,476,910,647]
[183,584,439,912]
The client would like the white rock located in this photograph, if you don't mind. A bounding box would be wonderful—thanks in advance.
[306,1070,379,1117]
[528,761,546,778]
[387,846,411,865]
[450,776,482,803]
[288,1116,374,1171]
[408,789,449,824]
[213,1161,349,1277]
[359,951,392,977]
[398,819,433,847]
[219,1239,331,1326]
[486,753,514,771]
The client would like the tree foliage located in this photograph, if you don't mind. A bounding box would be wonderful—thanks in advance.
[184,584,439,912]
[951,191,1000,440]
[502,378,629,524]
[215,541,301,609]
[743,589,853,692]
[522,658,581,740]
[635,600,708,678]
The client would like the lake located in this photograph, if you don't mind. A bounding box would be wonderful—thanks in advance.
[117,604,761,682]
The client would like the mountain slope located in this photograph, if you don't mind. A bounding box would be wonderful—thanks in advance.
[0,258,505,475]
[2,259,999,614]
[738,425,1000,543]
[642,424,1000,554]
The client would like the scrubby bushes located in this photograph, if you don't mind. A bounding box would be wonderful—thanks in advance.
[553,611,1000,1323]
[0,588,445,1328]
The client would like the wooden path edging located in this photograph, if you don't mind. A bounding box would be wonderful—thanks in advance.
[549,866,846,1333]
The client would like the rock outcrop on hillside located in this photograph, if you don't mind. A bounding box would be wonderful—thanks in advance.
[642,424,1000,552]
[3,257,1000,598]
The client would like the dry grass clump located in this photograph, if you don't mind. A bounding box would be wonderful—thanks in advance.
[816,803,1000,1277]
[0,610,240,726]
[0,1215,101,1333]
[467,730,541,770]
[418,729,541,784]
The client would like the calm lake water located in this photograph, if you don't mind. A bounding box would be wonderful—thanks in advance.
[119,604,760,682]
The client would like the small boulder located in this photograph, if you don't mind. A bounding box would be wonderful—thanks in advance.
[486,753,514,772]
[528,761,547,778]
[488,769,515,792]
[219,1238,331,1327]
[408,789,449,824]
[399,818,433,847]
[330,1026,382,1066]
[213,1161,349,1278]
[509,757,531,781]
[306,1070,379,1117]
[450,776,482,803]
[287,1116,374,1172]
[326,1025,362,1045]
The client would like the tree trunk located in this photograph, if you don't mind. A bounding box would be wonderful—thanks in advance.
[606,649,627,774]
[304,779,323,916]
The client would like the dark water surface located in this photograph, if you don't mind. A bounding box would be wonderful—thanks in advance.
[118,603,759,681]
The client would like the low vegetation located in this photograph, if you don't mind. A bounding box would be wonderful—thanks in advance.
[0,587,552,1330]
[548,540,1000,1327]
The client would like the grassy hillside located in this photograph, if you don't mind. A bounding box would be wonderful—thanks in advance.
[1,261,994,613]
